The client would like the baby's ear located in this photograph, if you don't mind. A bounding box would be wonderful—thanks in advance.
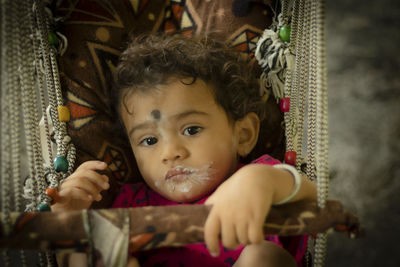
[235,112,260,157]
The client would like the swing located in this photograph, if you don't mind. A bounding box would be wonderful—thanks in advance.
[0,0,361,266]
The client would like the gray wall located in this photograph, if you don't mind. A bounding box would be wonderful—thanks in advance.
[326,0,400,266]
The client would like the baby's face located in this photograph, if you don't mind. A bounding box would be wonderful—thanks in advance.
[121,78,240,202]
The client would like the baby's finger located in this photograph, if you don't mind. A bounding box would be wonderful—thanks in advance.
[204,211,221,257]
[67,169,109,191]
[221,220,238,249]
[76,160,108,172]
[58,187,93,202]
[236,220,249,245]
[77,169,109,190]
[248,219,264,244]
[60,176,102,201]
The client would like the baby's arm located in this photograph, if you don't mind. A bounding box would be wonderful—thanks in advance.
[52,161,110,267]
[51,160,110,211]
[204,164,317,256]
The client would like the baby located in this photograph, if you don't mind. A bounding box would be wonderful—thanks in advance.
[52,34,317,267]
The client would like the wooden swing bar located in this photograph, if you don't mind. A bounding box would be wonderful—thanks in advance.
[0,200,360,252]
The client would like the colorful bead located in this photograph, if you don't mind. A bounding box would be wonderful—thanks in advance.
[48,30,59,47]
[279,26,291,42]
[284,151,297,166]
[37,203,51,212]
[45,188,59,204]
[54,156,69,172]
[58,106,70,122]
[280,97,290,112]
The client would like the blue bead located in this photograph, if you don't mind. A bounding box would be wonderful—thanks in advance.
[37,203,51,212]
[54,156,69,172]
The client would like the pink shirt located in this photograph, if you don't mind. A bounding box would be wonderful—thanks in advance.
[113,154,307,266]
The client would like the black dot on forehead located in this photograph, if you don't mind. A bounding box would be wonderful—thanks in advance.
[151,109,161,120]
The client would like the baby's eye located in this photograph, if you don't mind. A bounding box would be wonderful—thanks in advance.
[140,137,158,146]
[183,126,202,136]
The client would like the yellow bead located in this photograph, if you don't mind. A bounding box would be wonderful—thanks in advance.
[58,106,70,122]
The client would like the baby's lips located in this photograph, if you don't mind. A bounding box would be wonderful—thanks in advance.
[165,167,192,180]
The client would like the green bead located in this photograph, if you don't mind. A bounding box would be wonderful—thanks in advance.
[279,26,291,42]
[48,30,59,47]
[37,203,51,212]
[54,156,69,172]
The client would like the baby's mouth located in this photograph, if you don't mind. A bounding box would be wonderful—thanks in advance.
[159,164,214,193]
[165,166,194,181]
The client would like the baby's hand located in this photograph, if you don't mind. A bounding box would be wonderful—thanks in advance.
[204,164,275,257]
[51,161,110,212]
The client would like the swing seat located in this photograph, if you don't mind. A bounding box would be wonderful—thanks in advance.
[50,0,361,246]
[56,0,285,209]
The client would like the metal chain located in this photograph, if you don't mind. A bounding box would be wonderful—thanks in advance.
[279,0,294,154]
[34,0,76,187]
[10,0,24,213]
[281,0,291,23]
[20,0,48,212]
[295,0,310,170]
[0,0,14,264]
[32,7,54,165]
[315,0,329,210]
[306,0,318,182]
[288,0,300,156]
[279,0,329,265]
[33,0,60,174]
[313,0,329,265]
[15,2,34,266]
[32,1,60,195]
[1,0,74,265]
[288,0,299,52]
[307,0,329,266]
[287,0,300,155]
[33,2,76,265]
[297,2,313,264]
[1,1,32,265]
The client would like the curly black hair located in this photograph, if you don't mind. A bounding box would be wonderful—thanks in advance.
[113,33,266,122]
[111,33,284,162]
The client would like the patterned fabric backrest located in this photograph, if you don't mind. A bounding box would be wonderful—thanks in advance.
[54,0,284,208]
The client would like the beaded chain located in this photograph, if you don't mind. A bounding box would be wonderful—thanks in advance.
[23,0,76,212]
[1,0,75,266]
[255,0,329,266]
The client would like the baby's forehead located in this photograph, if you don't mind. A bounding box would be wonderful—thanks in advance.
[125,77,217,100]
[121,79,223,118]
[150,109,161,120]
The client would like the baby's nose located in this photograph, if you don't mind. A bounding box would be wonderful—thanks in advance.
[161,141,189,164]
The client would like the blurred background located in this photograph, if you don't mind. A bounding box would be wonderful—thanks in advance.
[326,0,400,266]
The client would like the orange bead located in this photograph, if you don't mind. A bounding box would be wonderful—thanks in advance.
[58,105,70,122]
[45,187,59,204]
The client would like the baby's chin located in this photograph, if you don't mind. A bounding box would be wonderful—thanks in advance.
[158,187,209,203]
[163,192,202,203]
